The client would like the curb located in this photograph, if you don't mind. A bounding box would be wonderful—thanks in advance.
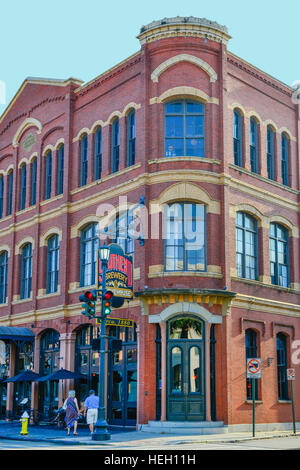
[0,434,109,446]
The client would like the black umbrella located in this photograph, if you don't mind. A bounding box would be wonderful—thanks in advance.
[37,368,86,382]
[4,370,43,382]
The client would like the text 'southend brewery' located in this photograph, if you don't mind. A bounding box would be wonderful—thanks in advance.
[98,244,134,306]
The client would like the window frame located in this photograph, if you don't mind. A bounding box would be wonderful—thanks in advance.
[80,223,98,287]
[94,128,102,181]
[233,109,243,167]
[44,151,52,200]
[127,110,136,167]
[0,250,8,304]
[19,163,27,211]
[277,333,289,400]
[80,134,88,187]
[7,170,13,216]
[111,119,120,173]
[250,117,259,174]
[269,223,290,288]
[46,234,60,294]
[20,243,32,300]
[164,99,205,158]
[267,126,275,180]
[57,145,64,195]
[31,158,37,206]
[164,202,206,272]
[236,212,258,281]
[281,133,289,186]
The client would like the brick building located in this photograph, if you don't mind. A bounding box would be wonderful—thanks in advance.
[0,16,299,432]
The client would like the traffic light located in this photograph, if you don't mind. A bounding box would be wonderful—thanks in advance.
[103,290,113,316]
[79,290,97,318]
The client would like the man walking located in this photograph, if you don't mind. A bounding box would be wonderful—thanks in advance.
[83,390,99,434]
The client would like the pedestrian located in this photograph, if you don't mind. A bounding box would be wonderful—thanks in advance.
[83,389,99,434]
[63,390,80,436]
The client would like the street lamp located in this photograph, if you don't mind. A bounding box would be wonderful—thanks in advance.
[92,243,111,441]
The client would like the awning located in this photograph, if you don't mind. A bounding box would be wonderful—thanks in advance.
[37,368,86,382]
[4,370,43,382]
[0,327,35,342]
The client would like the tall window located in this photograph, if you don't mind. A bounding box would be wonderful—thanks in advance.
[0,175,3,219]
[277,333,289,400]
[111,119,120,173]
[164,202,206,271]
[270,223,289,287]
[20,243,32,299]
[19,163,26,211]
[57,145,64,195]
[245,329,258,400]
[236,212,258,280]
[127,110,136,166]
[80,134,88,186]
[250,117,259,173]
[281,133,289,186]
[7,170,13,216]
[267,126,275,180]
[165,100,205,157]
[94,128,102,181]
[46,235,59,294]
[80,223,98,286]
[0,251,8,304]
[31,158,37,206]
[233,109,243,166]
[45,151,52,200]
[113,212,135,256]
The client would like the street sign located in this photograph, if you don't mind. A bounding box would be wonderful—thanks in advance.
[247,358,262,379]
[287,368,296,381]
[95,317,134,328]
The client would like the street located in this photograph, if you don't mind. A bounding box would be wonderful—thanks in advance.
[1,435,300,450]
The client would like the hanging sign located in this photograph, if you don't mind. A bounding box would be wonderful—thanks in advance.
[287,369,296,381]
[98,243,133,301]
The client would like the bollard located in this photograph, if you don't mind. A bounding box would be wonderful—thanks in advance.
[20,411,29,435]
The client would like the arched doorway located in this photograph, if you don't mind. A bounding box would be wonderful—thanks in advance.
[39,329,60,419]
[167,315,205,421]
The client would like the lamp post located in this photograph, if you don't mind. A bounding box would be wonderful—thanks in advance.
[92,243,111,441]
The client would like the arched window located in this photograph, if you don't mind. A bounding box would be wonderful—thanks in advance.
[245,329,258,400]
[281,133,289,186]
[20,243,32,299]
[250,117,259,174]
[269,223,289,287]
[44,151,52,200]
[80,134,88,186]
[57,145,64,195]
[267,126,275,180]
[111,119,120,173]
[31,158,37,206]
[165,100,205,157]
[233,109,243,167]
[127,110,136,166]
[7,170,13,216]
[19,163,26,210]
[164,202,206,272]
[94,128,102,181]
[277,333,289,400]
[0,251,8,304]
[236,212,258,280]
[80,223,98,287]
[46,234,60,294]
[0,175,3,219]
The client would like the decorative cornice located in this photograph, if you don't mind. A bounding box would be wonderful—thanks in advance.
[138,16,231,45]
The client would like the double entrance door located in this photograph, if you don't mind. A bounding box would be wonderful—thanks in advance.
[167,316,205,421]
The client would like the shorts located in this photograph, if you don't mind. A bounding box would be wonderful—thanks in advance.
[86,408,98,424]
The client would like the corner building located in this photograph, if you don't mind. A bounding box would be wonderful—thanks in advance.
[0,17,299,432]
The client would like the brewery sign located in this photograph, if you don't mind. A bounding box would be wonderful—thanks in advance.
[98,243,133,303]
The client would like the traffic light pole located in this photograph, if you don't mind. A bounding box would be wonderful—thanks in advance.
[92,257,111,441]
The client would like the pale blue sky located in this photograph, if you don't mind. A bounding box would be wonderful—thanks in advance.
[0,0,299,116]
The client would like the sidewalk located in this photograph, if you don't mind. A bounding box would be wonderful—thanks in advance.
[0,420,299,447]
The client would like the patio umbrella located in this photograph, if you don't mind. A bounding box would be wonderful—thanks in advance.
[4,370,43,382]
[37,368,85,382]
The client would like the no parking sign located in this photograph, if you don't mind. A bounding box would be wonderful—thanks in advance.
[246,358,262,379]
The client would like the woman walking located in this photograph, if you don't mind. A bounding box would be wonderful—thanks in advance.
[63,390,80,436]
